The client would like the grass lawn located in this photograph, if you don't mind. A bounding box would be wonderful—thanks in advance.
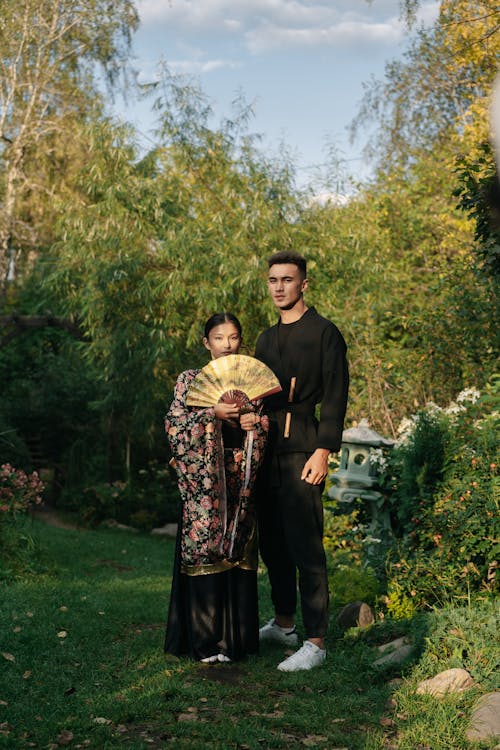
[0,520,498,749]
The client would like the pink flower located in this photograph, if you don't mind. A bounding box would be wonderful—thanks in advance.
[191,424,205,439]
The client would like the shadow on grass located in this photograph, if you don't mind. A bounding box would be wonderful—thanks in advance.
[0,519,432,750]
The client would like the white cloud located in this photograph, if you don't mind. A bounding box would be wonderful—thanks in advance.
[136,57,241,83]
[134,0,433,56]
[245,19,403,54]
[136,0,338,27]
[415,1,441,26]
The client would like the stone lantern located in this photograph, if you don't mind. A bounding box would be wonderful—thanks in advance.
[328,419,395,529]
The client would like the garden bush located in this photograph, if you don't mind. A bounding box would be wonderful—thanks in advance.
[385,380,499,611]
[0,463,44,579]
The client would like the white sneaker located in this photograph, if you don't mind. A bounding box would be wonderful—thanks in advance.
[277,641,326,672]
[259,619,298,647]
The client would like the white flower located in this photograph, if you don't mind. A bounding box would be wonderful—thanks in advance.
[456,387,481,404]
[369,448,388,471]
[397,417,415,436]
[444,401,466,416]
[424,401,443,416]
[362,536,381,544]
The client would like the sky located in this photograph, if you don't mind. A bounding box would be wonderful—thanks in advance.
[115,0,441,191]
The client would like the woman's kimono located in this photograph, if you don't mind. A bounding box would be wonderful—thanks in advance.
[164,369,269,662]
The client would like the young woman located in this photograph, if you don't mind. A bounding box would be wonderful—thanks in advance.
[164,313,269,663]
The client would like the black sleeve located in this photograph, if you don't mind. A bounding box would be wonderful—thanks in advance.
[316,325,349,452]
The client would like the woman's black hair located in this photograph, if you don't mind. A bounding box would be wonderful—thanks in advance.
[204,312,242,339]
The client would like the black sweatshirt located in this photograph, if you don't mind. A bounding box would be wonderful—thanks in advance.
[255,306,349,454]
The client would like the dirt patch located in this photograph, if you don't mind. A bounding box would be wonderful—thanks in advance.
[30,505,83,531]
[197,664,246,685]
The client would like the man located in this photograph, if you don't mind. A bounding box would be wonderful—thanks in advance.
[255,250,349,671]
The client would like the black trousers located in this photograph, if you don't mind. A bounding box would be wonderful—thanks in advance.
[258,452,329,639]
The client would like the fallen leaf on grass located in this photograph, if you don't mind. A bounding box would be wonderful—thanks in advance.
[177,713,198,722]
[249,709,284,719]
[380,717,396,727]
[302,736,328,746]
[0,700,7,706]
[0,722,13,735]
[23,671,32,679]
[57,631,68,639]
[93,717,112,725]
[56,729,74,745]
[1,653,15,662]
[13,626,21,633]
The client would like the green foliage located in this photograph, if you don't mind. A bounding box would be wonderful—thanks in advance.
[378,600,500,750]
[0,0,139,284]
[386,381,500,609]
[323,501,382,608]
[74,462,180,530]
[329,564,380,609]
[0,326,105,488]
[388,407,450,534]
[417,602,500,690]
[454,142,500,276]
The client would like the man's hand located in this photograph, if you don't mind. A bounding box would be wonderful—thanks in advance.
[301,448,330,485]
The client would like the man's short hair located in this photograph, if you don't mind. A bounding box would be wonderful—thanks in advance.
[267,250,307,279]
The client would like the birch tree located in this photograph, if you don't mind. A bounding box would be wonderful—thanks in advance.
[0,0,138,291]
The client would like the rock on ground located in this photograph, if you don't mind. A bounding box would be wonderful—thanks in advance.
[466,692,500,742]
[416,668,474,696]
[151,523,178,537]
[373,644,413,668]
[337,601,375,628]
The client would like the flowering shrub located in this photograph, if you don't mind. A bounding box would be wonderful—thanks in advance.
[385,378,500,610]
[0,463,44,518]
[1,464,44,580]
[325,380,499,616]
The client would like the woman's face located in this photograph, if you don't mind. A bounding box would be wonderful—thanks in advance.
[203,322,241,359]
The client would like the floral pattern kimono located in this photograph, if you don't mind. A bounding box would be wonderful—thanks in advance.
[165,369,269,575]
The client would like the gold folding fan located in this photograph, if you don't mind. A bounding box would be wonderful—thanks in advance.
[186,355,281,408]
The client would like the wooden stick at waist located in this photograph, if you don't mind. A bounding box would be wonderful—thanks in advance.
[284,376,296,439]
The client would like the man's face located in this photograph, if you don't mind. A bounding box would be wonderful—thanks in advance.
[267,263,308,310]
